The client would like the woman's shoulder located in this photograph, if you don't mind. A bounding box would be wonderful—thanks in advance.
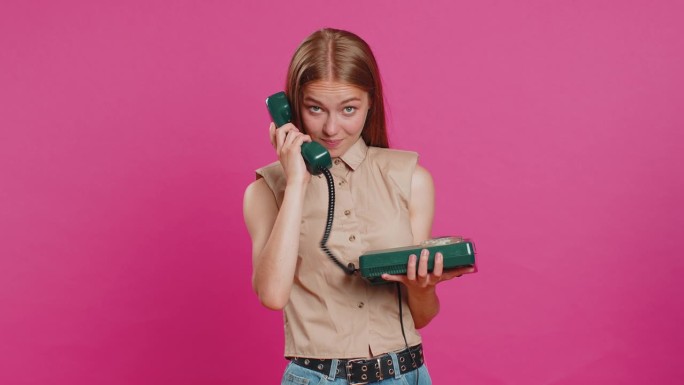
[368,146,418,157]
[255,160,284,180]
[367,146,419,168]
[364,147,421,199]
[252,160,287,196]
[256,160,282,175]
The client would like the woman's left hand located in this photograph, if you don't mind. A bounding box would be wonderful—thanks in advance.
[381,248,475,290]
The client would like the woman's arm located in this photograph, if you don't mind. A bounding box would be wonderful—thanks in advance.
[382,164,474,328]
[243,123,311,310]
[404,164,440,328]
[243,178,306,310]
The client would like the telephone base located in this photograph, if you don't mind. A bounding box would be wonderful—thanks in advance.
[359,237,476,285]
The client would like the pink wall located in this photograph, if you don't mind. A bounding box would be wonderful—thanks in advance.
[1,1,683,384]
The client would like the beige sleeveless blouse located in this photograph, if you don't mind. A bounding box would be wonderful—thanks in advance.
[256,138,422,359]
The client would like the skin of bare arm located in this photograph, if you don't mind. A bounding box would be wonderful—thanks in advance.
[243,123,311,310]
[381,164,475,328]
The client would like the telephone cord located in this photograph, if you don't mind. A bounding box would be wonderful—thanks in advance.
[321,166,417,383]
[320,167,357,275]
[397,283,420,385]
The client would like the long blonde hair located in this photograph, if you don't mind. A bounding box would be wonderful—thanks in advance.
[285,28,388,148]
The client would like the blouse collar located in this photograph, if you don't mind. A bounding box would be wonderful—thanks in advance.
[337,137,368,171]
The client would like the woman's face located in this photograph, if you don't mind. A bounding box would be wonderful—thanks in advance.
[300,80,370,158]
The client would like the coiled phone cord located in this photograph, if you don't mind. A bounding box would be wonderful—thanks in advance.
[320,167,357,275]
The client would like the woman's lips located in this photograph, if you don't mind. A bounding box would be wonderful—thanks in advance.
[321,139,342,148]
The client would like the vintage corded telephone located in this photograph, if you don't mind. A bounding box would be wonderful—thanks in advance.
[265,92,476,282]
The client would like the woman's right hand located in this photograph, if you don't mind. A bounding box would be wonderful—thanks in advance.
[269,122,312,186]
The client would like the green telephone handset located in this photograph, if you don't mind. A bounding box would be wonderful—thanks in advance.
[266,92,332,175]
[265,91,355,274]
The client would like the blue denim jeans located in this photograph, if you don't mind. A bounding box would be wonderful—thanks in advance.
[281,357,432,385]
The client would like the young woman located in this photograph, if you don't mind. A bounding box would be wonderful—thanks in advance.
[244,28,474,385]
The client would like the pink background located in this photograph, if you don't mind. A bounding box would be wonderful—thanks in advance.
[1,1,683,384]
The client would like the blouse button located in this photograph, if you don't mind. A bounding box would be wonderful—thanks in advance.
[358,302,365,308]
[334,159,341,165]
[344,209,351,216]
[338,180,346,186]
[349,235,356,242]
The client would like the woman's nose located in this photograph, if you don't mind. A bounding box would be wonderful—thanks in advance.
[322,115,338,136]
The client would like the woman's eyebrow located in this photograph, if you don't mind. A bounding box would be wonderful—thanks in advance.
[303,96,361,105]
[302,96,323,104]
[340,97,361,104]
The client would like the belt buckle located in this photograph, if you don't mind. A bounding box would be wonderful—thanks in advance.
[345,358,371,385]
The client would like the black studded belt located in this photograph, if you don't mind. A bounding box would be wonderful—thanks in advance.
[290,344,424,384]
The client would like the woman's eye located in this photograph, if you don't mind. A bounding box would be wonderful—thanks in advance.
[344,107,356,114]
[309,106,321,113]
